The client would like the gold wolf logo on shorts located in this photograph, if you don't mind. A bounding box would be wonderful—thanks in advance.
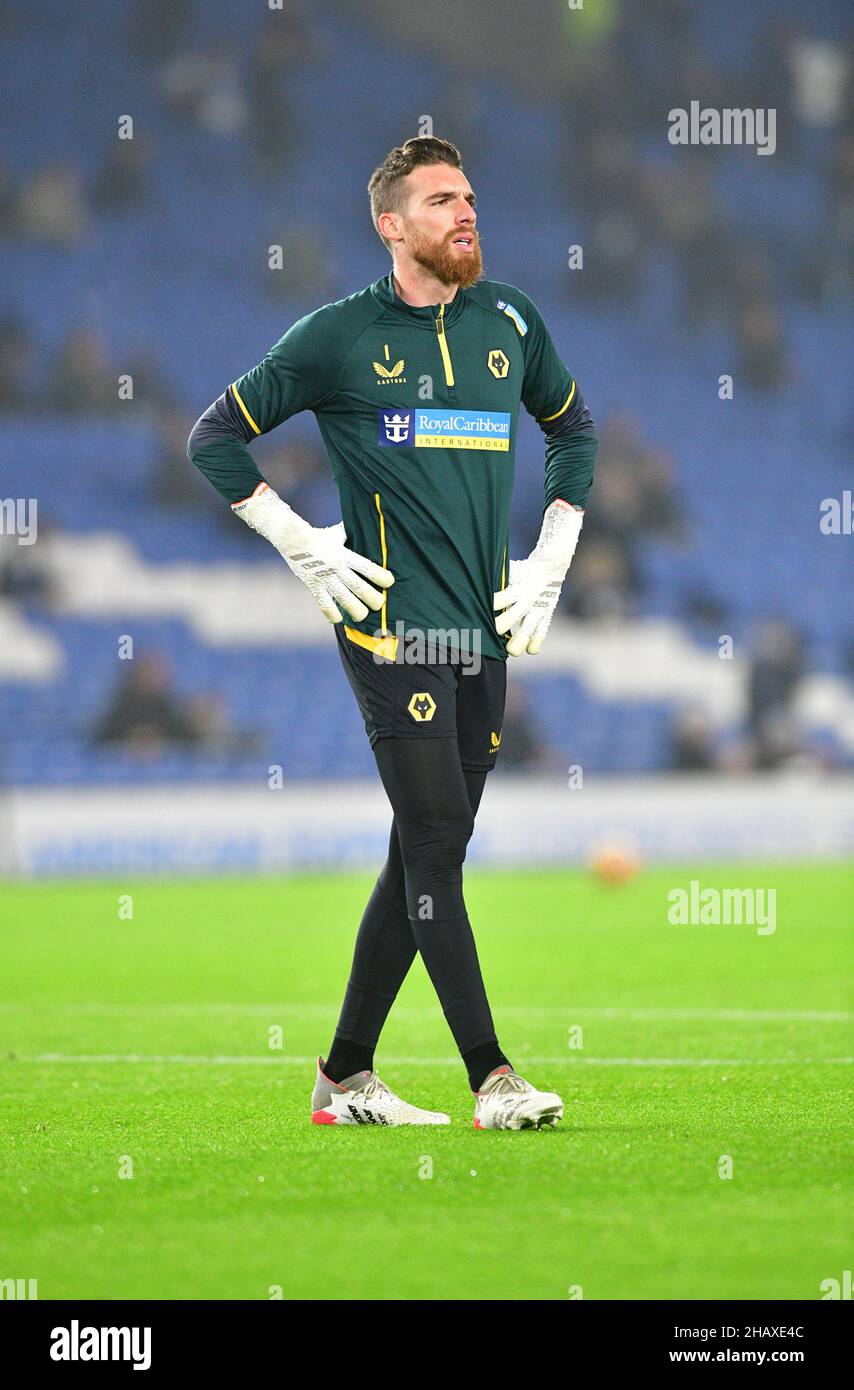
[407,692,437,722]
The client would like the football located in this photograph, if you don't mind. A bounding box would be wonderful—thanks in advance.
[590,838,644,884]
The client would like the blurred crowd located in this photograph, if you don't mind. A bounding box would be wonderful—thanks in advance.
[1,0,849,413]
[1,0,850,776]
[564,411,682,622]
[91,652,258,761]
[559,1,853,384]
[668,619,822,774]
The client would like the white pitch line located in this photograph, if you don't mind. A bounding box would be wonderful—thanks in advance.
[11,1054,854,1067]
[0,1005,850,1022]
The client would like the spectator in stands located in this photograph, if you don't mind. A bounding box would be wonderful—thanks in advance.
[434,78,488,171]
[747,620,804,768]
[133,0,193,63]
[736,295,789,391]
[206,435,330,538]
[263,223,342,302]
[658,166,739,328]
[52,328,121,414]
[16,162,88,248]
[558,47,640,213]
[0,159,19,236]
[94,135,153,213]
[576,129,643,224]
[563,412,682,619]
[255,437,327,495]
[0,317,34,412]
[815,126,854,303]
[560,120,650,304]
[187,694,261,757]
[584,413,682,548]
[615,0,697,129]
[637,446,682,534]
[582,445,646,554]
[0,524,56,605]
[160,46,247,137]
[124,347,179,414]
[564,537,637,621]
[555,0,802,384]
[751,711,806,771]
[728,241,777,313]
[748,19,801,161]
[669,707,719,772]
[572,205,644,304]
[153,407,215,506]
[492,683,551,774]
[246,5,313,177]
[93,653,200,755]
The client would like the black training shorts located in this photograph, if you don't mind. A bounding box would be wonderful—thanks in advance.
[335,623,507,772]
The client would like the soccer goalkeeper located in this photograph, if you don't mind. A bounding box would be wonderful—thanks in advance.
[188,137,597,1129]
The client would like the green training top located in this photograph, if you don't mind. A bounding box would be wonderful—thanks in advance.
[188,271,597,661]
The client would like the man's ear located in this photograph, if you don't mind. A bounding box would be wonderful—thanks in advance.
[378,210,402,245]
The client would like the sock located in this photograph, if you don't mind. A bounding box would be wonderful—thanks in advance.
[463,1040,512,1093]
[322,1042,375,1085]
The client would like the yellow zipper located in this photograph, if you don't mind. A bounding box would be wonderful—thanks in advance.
[374,491,389,635]
[435,303,455,387]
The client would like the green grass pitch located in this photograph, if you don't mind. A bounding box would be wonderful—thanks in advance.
[1,864,851,1301]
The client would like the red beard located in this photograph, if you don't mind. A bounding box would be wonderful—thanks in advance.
[408,226,484,288]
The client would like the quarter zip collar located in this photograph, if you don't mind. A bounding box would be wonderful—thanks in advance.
[371,270,467,329]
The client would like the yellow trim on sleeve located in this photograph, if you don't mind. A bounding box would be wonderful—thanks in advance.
[230,382,262,435]
[435,304,455,387]
[539,378,576,423]
[501,543,507,590]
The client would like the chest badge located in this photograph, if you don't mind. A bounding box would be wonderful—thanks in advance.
[487,349,510,379]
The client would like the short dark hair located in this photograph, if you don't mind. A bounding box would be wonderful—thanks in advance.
[368,136,464,252]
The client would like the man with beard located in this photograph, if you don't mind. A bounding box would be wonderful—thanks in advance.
[188,136,597,1129]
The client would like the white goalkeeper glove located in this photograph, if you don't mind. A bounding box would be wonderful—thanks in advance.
[232,483,394,624]
[493,499,583,656]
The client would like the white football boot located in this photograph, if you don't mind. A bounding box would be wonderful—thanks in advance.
[311,1056,450,1126]
[473,1064,563,1130]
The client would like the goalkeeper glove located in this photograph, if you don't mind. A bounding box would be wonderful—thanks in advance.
[232,483,394,624]
[493,498,583,656]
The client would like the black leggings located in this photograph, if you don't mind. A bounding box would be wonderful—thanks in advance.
[332,736,499,1058]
